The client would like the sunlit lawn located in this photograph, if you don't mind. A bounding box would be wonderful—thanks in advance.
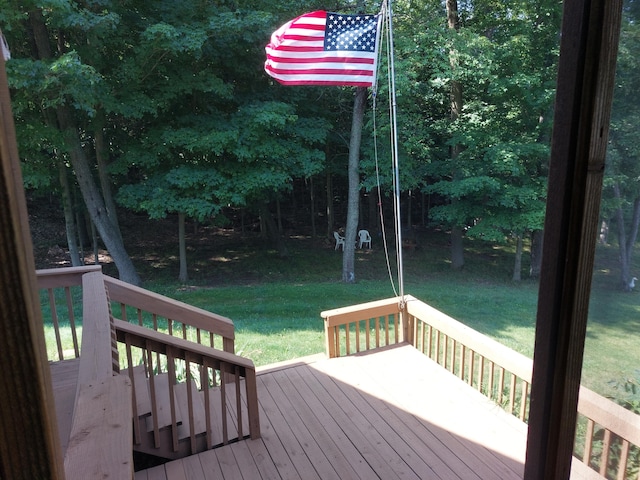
[42,230,640,403]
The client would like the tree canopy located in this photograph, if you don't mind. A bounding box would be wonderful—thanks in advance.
[4,0,636,287]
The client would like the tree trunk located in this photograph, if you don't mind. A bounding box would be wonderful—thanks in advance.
[343,87,367,283]
[276,196,283,235]
[95,123,121,238]
[89,215,99,264]
[259,202,288,258]
[513,234,523,281]
[58,108,141,285]
[450,226,464,269]
[29,9,141,285]
[447,0,465,270]
[58,162,82,266]
[310,176,317,237]
[178,212,188,283]
[530,229,544,278]
[326,168,334,238]
[614,182,640,290]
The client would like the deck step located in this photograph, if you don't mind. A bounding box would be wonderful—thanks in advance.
[176,380,206,440]
[126,369,250,458]
[122,365,151,417]
[144,373,184,432]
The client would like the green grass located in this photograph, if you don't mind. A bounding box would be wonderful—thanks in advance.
[44,227,640,403]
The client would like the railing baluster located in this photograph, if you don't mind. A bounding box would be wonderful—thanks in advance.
[488,362,495,401]
[220,363,229,444]
[235,366,243,439]
[617,438,629,480]
[443,334,449,370]
[202,360,213,449]
[519,380,528,421]
[345,323,351,356]
[600,429,612,477]
[64,287,80,358]
[147,345,160,448]
[47,289,64,361]
[583,418,594,465]
[185,354,197,454]
[450,339,456,375]
[508,373,516,415]
[393,313,398,344]
[477,355,485,392]
[384,315,390,346]
[375,317,380,348]
[125,334,141,446]
[355,320,360,353]
[166,348,179,452]
[366,318,371,351]
[459,345,466,381]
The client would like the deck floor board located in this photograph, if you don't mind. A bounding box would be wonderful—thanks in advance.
[140,344,533,479]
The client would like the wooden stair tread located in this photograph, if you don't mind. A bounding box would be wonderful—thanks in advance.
[145,373,183,432]
[176,380,206,440]
[121,364,152,416]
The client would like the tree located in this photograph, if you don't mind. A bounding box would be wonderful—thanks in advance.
[602,0,640,290]
[6,4,141,284]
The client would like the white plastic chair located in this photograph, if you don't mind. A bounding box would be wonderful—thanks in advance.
[334,231,346,251]
[358,229,372,249]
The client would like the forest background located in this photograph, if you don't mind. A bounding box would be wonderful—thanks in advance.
[3,0,640,405]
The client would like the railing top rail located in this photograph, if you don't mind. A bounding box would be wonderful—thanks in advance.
[578,385,640,446]
[78,271,116,387]
[321,296,404,327]
[36,265,102,289]
[405,295,533,382]
[114,319,254,372]
[104,276,235,341]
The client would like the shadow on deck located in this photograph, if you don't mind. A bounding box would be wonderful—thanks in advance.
[136,344,528,480]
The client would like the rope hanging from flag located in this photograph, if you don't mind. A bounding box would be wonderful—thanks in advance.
[264,10,383,87]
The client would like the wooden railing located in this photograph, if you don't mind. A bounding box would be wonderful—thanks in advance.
[104,276,235,355]
[322,294,640,480]
[116,320,259,458]
[37,265,102,361]
[38,266,260,462]
[321,297,405,358]
[37,266,236,361]
[62,269,133,479]
[405,295,533,421]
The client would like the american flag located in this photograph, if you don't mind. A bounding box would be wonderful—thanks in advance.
[265,10,381,87]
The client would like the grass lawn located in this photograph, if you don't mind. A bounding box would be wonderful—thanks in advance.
[40,225,640,404]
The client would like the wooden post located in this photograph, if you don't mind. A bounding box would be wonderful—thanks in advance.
[0,42,66,478]
[524,0,623,478]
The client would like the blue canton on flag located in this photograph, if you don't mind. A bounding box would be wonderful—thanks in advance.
[324,14,378,53]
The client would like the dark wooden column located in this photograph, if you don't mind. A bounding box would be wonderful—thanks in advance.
[524,0,623,479]
[0,48,65,477]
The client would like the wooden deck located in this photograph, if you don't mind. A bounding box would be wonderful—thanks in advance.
[135,343,531,480]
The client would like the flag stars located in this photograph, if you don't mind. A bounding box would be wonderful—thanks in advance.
[324,12,378,52]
